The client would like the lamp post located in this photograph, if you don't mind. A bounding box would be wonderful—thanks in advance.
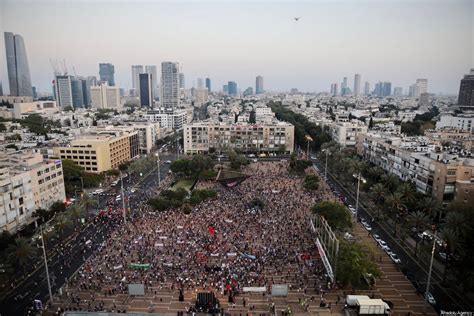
[305,135,313,160]
[423,229,437,313]
[155,153,161,186]
[40,224,53,304]
[353,172,367,221]
[322,149,330,180]
[120,171,126,224]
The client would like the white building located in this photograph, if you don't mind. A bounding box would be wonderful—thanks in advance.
[354,74,361,96]
[0,101,59,119]
[161,62,180,111]
[131,65,144,93]
[331,121,368,147]
[144,109,189,130]
[91,82,122,110]
[436,114,474,132]
[0,150,66,233]
[54,75,73,108]
[255,106,275,123]
[415,79,428,98]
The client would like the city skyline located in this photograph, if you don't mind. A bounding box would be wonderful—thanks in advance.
[0,0,473,94]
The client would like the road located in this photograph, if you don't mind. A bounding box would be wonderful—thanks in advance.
[312,157,471,312]
[0,153,176,316]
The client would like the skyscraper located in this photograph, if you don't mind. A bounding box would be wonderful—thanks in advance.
[0,81,3,96]
[139,73,153,107]
[99,63,115,86]
[32,86,37,99]
[228,81,237,95]
[364,82,370,95]
[4,32,33,96]
[256,76,264,94]
[54,75,73,108]
[415,79,428,98]
[205,78,211,92]
[408,84,416,97]
[179,73,185,89]
[132,65,144,91]
[71,78,84,108]
[161,62,179,111]
[145,65,158,98]
[354,74,361,96]
[393,87,403,97]
[373,82,382,97]
[341,77,348,96]
[382,82,392,97]
[80,77,93,107]
[223,85,228,93]
[458,69,474,110]
[330,83,338,96]
[197,78,204,90]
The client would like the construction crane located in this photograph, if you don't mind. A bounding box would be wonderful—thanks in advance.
[49,58,60,76]
[62,59,68,75]
[73,66,78,77]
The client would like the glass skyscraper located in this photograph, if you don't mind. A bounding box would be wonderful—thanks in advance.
[4,32,33,96]
[228,81,237,94]
[161,62,179,111]
[99,63,115,86]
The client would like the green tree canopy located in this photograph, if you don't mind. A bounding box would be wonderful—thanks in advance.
[303,174,320,191]
[311,201,352,231]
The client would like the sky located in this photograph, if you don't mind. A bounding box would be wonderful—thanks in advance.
[0,0,473,95]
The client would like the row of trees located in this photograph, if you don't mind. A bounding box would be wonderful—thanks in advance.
[320,141,474,290]
[61,159,105,195]
[148,188,216,213]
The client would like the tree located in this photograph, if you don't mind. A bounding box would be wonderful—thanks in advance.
[148,198,169,212]
[303,174,320,191]
[397,182,416,206]
[336,240,381,288]
[80,193,97,216]
[443,211,470,239]
[229,150,249,170]
[55,213,71,235]
[381,174,399,193]
[0,231,15,251]
[417,196,441,223]
[439,228,462,283]
[49,201,66,215]
[386,192,406,236]
[6,237,37,270]
[63,105,74,112]
[311,201,352,232]
[0,123,6,132]
[408,211,429,256]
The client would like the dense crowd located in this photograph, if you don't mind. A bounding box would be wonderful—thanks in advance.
[61,161,334,312]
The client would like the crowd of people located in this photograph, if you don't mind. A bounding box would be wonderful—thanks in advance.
[59,161,334,313]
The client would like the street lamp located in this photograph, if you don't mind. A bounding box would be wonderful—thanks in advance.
[39,223,53,305]
[322,149,331,180]
[305,135,313,160]
[353,172,367,221]
[423,229,437,313]
[155,153,161,186]
[120,171,127,224]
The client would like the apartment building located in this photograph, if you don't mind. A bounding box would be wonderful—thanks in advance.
[183,121,294,155]
[356,131,474,205]
[0,150,66,233]
[0,101,59,119]
[144,109,189,130]
[331,121,368,147]
[54,129,139,173]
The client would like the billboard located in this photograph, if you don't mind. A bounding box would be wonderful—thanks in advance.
[128,283,145,296]
[271,284,288,297]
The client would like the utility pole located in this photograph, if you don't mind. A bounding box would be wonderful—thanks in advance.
[423,230,437,313]
[40,225,53,304]
[156,153,161,186]
[353,172,366,221]
[120,171,126,224]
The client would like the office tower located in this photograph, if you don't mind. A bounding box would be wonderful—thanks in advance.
[205,78,211,92]
[415,79,428,98]
[145,65,158,97]
[91,82,121,110]
[341,77,348,95]
[458,69,474,110]
[132,65,144,91]
[223,85,228,93]
[290,88,299,94]
[197,78,204,89]
[373,82,382,97]
[88,76,98,86]
[161,62,179,111]
[99,63,115,86]
[139,73,153,107]
[408,84,416,97]
[0,81,3,96]
[256,76,264,94]
[382,82,392,97]
[364,82,370,95]
[71,78,84,108]
[243,87,254,96]
[4,32,33,96]
[228,81,237,95]
[32,86,37,99]
[330,83,338,96]
[54,75,73,108]
[353,74,361,96]
[179,73,185,89]
[393,87,403,97]
[119,88,125,97]
[80,77,93,106]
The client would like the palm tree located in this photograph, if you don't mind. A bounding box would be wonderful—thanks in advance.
[370,183,386,218]
[6,237,37,270]
[381,174,399,193]
[397,182,416,207]
[68,204,85,223]
[439,228,462,283]
[417,196,442,223]
[367,166,384,182]
[386,192,406,237]
[443,212,470,239]
[408,211,429,256]
[80,193,97,217]
[55,213,72,235]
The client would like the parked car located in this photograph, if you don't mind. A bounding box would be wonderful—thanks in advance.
[385,247,393,256]
[425,292,436,305]
[390,253,401,264]
[378,240,389,250]
[438,252,447,260]
[165,160,172,164]
[373,234,382,243]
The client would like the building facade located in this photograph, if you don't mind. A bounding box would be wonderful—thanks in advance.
[132,65,144,92]
[205,78,211,92]
[458,69,474,110]
[256,76,264,94]
[139,73,153,107]
[353,74,361,97]
[99,63,115,86]
[161,62,180,111]
[90,82,121,110]
[183,121,295,155]
[228,81,237,95]
[4,32,33,97]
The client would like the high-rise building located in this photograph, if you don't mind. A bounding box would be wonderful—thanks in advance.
[90,82,121,110]
[243,87,254,96]
[0,81,3,96]
[373,82,391,97]
[197,78,204,89]
[132,65,144,92]
[139,73,153,107]
[415,79,428,98]
[341,77,348,95]
[161,62,180,111]
[223,85,228,94]
[228,81,237,95]
[4,32,33,96]
[145,65,158,98]
[70,78,84,108]
[393,87,403,97]
[179,73,185,89]
[54,75,73,108]
[408,84,416,97]
[205,78,211,92]
[256,76,264,94]
[32,86,37,99]
[330,83,338,96]
[99,63,115,86]
[354,74,361,96]
[80,77,93,106]
[364,82,370,95]
[458,69,474,110]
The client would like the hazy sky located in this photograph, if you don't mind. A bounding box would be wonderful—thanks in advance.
[1,0,473,94]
